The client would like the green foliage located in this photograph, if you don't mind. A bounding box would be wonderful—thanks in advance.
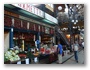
[26,51,34,58]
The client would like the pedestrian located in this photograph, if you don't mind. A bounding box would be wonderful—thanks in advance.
[57,41,63,64]
[82,41,84,50]
[35,40,40,49]
[63,45,67,56]
[73,41,79,63]
[71,43,74,52]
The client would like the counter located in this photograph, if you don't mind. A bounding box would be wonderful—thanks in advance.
[38,52,58,64]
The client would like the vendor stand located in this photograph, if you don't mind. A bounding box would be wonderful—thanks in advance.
[4,4,58,64]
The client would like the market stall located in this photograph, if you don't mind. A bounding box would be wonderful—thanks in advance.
[4,4,58,64]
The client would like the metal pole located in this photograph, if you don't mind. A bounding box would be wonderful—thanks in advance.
[9,27,13,48]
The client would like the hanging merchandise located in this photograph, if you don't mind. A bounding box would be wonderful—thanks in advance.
[22,20,27,30]
[14,18,21,29]
[40,25,42,32]
[4,15,12,27]
[35,24,39,32]
[29,23,34,31]
[41,34,52,44]
[50,28,54,34]
[42,26,45,33]
[45,27,50,34]
[24,33,34,40]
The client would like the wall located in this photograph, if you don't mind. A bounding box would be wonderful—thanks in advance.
[4,32,9,52]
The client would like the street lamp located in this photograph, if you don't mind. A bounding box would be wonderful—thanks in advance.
[58,6,62,10]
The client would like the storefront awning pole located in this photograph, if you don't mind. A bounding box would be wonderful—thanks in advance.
[9,27,14,48]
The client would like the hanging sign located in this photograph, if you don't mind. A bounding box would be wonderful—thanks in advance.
[45,13,58,24]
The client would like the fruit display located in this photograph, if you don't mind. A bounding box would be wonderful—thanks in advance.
[4,49,20,62]
[33,53,39,57]
[18,54,27,58]
[45,49,50,54]
[40,47,45,54]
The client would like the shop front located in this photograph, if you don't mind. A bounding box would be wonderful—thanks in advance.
[4,4,58,64]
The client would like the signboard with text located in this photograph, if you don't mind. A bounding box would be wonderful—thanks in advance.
[45,13,58,24]
[11,4,44,18]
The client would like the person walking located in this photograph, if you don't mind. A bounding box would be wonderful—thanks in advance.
[57,41,63,64]
[82,41,84,50]
[81,40,84,54]
[63,45,67,56]
[73,41,79,63]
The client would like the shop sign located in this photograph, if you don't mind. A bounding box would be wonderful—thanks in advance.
[45,13,58,24]
[11,4,44,18]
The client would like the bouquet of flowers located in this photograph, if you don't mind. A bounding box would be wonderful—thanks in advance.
[4,49,20,62]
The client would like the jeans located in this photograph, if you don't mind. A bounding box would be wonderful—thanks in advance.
[37,44,40,49]
[74,51,78,61]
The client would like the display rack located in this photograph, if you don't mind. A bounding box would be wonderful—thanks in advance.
[41,34,52,44]
[13,32,35,48]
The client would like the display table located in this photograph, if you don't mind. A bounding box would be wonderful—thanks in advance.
[4,52,58,64]
[4,58,29,64]
[38,52,58,64]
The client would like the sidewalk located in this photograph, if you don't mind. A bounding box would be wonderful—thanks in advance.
[63,50,84,64]
[52,49,84,64]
